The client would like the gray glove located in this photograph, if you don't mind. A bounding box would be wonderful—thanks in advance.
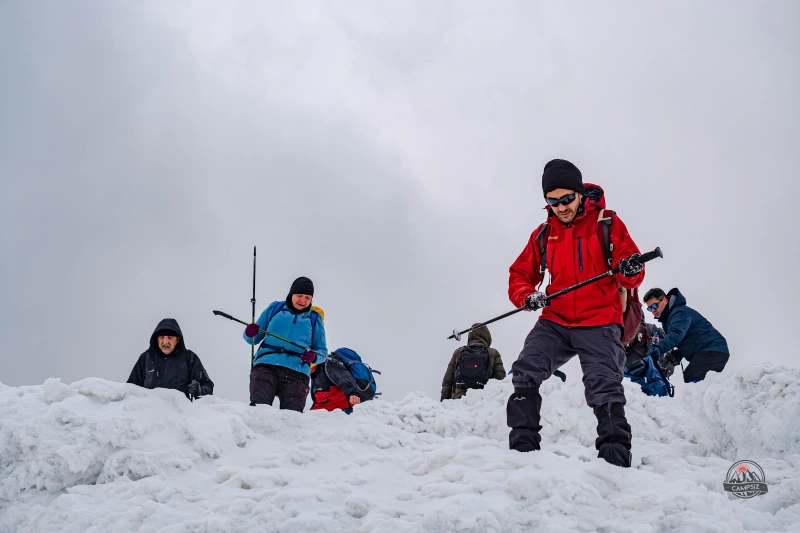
[187,380,201,398]
[524,291,549,311]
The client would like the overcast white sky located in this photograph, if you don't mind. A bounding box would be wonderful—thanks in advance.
[1,0,798,402]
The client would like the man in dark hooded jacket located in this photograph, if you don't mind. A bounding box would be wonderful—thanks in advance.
[644,288,729,383]
[127,318,214,399]
[441,325,506,401]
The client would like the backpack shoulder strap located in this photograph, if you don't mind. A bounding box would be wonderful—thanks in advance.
[267,302,286,328]
[533,222,550,290]
[534,222,550,274]
[596,209,615,268]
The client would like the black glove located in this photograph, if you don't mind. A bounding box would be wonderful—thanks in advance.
[618,253,644,277]
[657,350,681,370]
[524,291,549,311]
[187,380,201,398]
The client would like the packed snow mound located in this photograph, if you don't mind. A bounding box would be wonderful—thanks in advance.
[1,364,799,533]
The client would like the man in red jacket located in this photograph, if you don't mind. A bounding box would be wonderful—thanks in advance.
[507,159,645,467]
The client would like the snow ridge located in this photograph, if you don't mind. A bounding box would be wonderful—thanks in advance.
[1,364,798,533]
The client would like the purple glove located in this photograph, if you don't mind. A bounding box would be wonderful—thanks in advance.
[245,323,260,337]
[300,351,316,365]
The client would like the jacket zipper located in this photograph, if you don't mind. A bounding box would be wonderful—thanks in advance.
[577,237,583,272]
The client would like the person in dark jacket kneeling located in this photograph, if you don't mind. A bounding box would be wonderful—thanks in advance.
[310,353,375,414]
[644,287,730,383]
[128,318,214,400]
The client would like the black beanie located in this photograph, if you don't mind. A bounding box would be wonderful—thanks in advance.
[288,276,314,298]
[542,159,584,196]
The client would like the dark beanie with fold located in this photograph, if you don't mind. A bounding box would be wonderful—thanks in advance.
[542,159,584,196]
[288,276,314,298]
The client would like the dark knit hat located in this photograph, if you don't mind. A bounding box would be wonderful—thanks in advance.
[542,159,584,196]
[288,276,314,298]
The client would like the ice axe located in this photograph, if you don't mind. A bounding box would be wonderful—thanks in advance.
[448,247,663,340]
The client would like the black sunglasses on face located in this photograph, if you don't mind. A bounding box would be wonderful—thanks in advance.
[545,193,577,207]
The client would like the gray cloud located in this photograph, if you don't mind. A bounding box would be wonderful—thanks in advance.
[1,0,797,402]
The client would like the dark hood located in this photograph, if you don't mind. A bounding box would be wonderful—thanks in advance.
[667,288,687,308]
[149,318,186,354]
[658,288,686,324]
[545,182,606,221]
[467,325,492,347]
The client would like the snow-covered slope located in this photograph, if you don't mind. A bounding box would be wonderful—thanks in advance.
[1,364,799,533]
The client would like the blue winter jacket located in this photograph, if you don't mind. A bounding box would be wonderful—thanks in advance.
[243,301,327,377]
[656,288,728,362]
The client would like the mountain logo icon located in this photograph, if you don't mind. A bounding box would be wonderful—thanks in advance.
[723,460,769,499]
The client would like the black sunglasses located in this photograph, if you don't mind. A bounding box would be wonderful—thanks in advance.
[545,193,577,207]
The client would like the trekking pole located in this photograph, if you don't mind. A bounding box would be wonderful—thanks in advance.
[448,247,663,340]
[251,246,257,368]
[212,310,324,357]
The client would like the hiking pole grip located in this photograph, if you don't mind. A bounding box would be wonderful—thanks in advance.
[212,310,246,325]
[610,247,663,275]
[639,247,663,264]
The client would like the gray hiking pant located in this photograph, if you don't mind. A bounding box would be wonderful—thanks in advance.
[511,319,627,407]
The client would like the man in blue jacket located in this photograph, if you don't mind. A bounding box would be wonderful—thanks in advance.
[244,276,327,411]
[644,288,730,383]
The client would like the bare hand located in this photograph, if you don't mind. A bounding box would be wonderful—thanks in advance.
[349,395,361,406]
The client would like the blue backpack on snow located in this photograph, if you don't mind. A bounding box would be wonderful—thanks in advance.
[330,347,379,394]
[624,355,674,397]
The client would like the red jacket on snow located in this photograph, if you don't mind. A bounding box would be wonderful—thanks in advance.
[508,183,644,328]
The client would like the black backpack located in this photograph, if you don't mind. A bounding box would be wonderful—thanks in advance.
[454,345,492,390]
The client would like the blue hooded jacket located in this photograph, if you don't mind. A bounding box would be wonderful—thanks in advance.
[656,288,728,362]
[244,300,327,377]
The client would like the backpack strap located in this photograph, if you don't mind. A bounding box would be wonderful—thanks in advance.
[267,302,286,328]
[596,209,615,268]
[258,302,286,353]
[534,222,550,290]
[535,222,549,274]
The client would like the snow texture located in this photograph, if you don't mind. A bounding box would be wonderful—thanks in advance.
[1,364,799,532]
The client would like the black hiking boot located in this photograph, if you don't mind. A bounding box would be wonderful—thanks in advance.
[593,402,632,467]
[507,386,543,452]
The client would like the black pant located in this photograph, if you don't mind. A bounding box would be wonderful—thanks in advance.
[511,320,627,407]
[508,320,632,466]
[683,351,729,383]
[250,364,310,412]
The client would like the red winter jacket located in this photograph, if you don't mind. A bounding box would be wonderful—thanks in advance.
[508,184,644,328]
